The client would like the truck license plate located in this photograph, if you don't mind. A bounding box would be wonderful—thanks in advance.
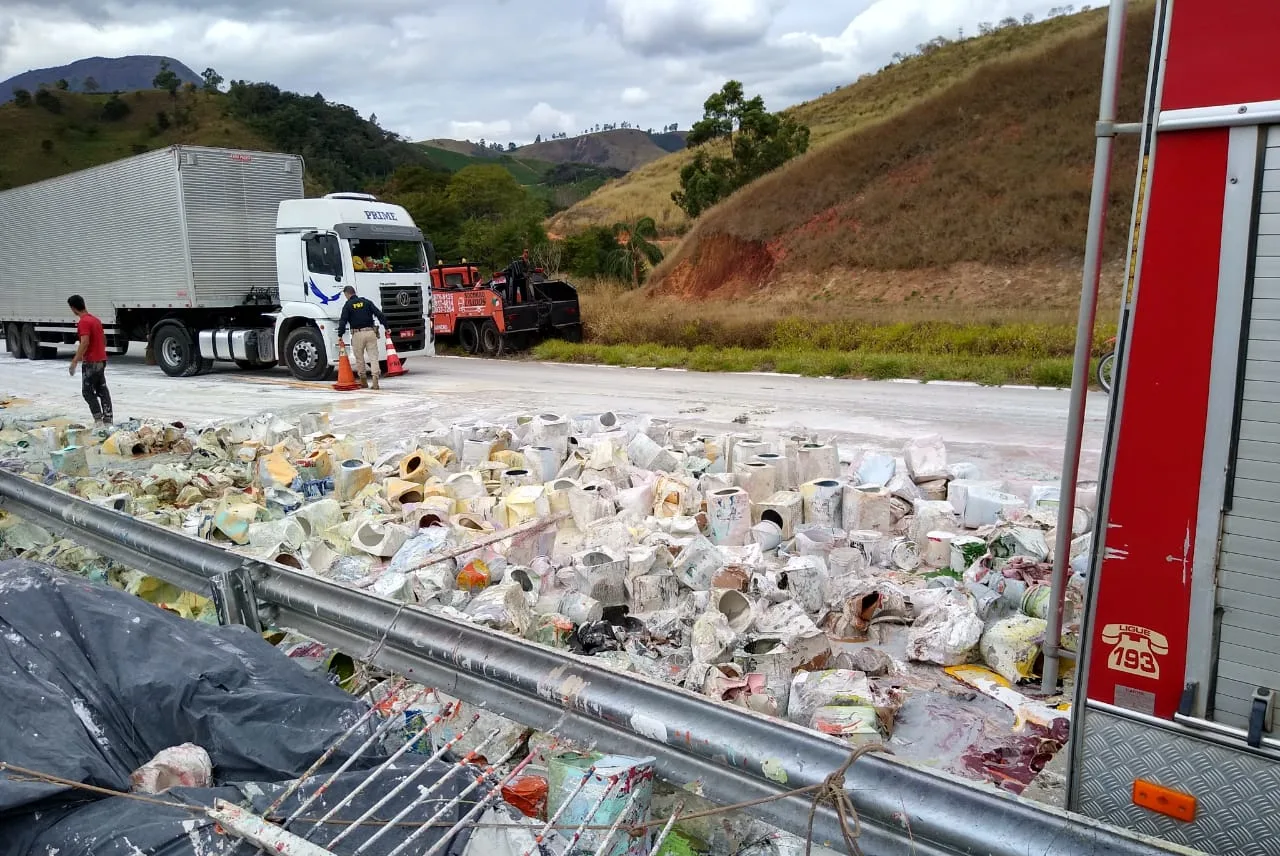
[399,330,413,338]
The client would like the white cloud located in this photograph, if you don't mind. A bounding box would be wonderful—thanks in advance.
[0,0,1098,145]
[620,86,650,106]
[602,0,784,56]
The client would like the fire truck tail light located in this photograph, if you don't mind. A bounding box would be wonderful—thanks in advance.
[1132,779,1197,823]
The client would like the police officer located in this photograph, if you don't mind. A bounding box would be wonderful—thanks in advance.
[336,286,389,389]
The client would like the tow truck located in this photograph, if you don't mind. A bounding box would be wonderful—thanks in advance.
[429,255,582,356]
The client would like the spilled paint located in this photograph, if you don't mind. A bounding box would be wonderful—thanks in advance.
[630,712,667,742]
[761,757,788,785]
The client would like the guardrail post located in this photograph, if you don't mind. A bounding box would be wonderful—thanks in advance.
[210,564,263,629]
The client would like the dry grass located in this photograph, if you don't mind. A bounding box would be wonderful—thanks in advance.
[653,3,1156,295]
[0,90,275,191]
[547,5,1144,238]
[574,280,1117,358]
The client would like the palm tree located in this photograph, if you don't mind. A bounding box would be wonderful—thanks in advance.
[611,217,664,287]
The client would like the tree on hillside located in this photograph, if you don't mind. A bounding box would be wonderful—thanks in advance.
[12,89,31,107]
[55,79,69,90]
[33,88,62,114]
[83,76,99,93]
[672,80,810,218]
[611,217,664,287]
[153,60,181,96]
[101,94,131,121]
[202,67,224,91]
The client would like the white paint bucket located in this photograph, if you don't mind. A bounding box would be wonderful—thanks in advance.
[753,452,794,490]
[572,549,628,606]
[335,459,373,502]
[751,519,784,552]
[759,491,803,538]
[713,588,755,634]
[548,753,656,856]
[796,443,840,484]
[923,530,955,567]
[707,487,752,546]
[848,530,887,567]
[501,468,535,491]
[735,460,778,505]
[558,591,604,624]
[522,445,562,483]
[828,547,868,577]
[841,484,892,533]
[784,556,828,613]
[800,479,843,528]
[629,573,677,613]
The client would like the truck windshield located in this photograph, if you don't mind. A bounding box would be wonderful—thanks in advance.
[350,238,426,274]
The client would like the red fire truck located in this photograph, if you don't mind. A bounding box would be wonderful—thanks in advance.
[1067,0,1280,851]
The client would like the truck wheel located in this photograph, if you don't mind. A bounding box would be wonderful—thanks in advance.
[284,326,329,382]
[21,324,46,360]
[458,321,480,355]
[153,323,198,377]
[480,320,501,356]
[7,323,24,358]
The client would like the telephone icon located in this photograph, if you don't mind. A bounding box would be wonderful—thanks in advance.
[1102,623,1168,679]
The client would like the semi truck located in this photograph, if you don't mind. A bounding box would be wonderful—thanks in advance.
[0,145,434,381]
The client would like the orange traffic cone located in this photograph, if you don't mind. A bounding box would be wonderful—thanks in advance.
[383,330,408,377]
[332,341,362,391]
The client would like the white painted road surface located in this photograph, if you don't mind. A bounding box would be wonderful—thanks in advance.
[0,351,1107,484]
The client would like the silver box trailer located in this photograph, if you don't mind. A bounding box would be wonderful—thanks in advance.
[0,145,303,318]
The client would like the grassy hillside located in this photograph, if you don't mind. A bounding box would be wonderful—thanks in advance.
[652,3,1153,297]
[420,144,553,183]
[0,89,274,192]
[424,128,686,174]
[548,6,1145,237]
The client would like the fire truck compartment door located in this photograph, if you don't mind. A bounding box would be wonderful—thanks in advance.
[1215,124,1280,729]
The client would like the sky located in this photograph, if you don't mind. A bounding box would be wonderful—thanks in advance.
[0,0,1094,144]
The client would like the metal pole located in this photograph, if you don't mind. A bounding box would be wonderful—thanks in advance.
[1042,0,1131,695]
[0,471,1180,856]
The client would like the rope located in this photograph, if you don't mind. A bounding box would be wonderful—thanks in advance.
[1,745,892,855]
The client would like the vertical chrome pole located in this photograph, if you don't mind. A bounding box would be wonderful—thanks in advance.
[1042,0,1132,694]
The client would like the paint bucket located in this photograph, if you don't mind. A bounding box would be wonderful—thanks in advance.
[795,525,845,559]
[628,432,680,472]
[735,460,778,505]
[335,459,373,502]
[759,491,803,538]
[841,484,891,533]
[828,547,868,577]
[643,418,671,443]
[707,487,751,546]
[784,557,827,614]
[889,537,921,571]
[501,468,535,492]
[521,445,561,484]
[730,437,768,470]
[569,484,614,530]
[800,479,843,528]
[672,536,722,591]
[629,573,677,613]
[848,530,887,567]
[558,591,604,624]
[384,477,426,506]
[813,705,883,744]
[736,637,793,713]
[351,520,412,559]
[713,588,755,634]
[979,615,1048,683]
[950,535,987,571]
[547,753,656,856]
[923,530,954,568]
[573,549,628,606]
[751,519,784,552]
[796,442,840,484]
[1021,583,1052,619]
[50,445,89,477]
[753,452,794,491]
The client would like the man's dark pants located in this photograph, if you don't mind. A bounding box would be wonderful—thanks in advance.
[81,361,113,424]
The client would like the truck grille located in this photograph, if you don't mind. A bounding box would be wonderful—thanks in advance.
[379,285,427,351]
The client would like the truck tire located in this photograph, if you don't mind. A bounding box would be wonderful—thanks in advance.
[21,324,47,360]
[284,326,329,382]
[480,320,502,356]
[153,323,199,377]
[458,321,480,355]
[6,323,24,358]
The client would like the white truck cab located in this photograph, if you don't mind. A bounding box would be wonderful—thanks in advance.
[274,193,435,381]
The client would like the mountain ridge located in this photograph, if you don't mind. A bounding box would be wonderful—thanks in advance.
[0,55,201,102]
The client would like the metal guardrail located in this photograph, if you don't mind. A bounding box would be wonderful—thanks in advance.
[0,469,1187,856]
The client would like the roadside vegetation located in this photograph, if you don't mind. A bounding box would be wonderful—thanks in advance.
[522,279,1115,387]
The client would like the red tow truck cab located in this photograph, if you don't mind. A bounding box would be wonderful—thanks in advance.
[428,257,582,356]
[1070,0,1280,851]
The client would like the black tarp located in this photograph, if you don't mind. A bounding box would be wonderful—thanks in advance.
[0,560,481,855]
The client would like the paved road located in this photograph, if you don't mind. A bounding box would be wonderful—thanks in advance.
[0,352,1108,483]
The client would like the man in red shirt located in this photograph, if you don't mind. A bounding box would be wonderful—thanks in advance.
[67,294,113,427]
